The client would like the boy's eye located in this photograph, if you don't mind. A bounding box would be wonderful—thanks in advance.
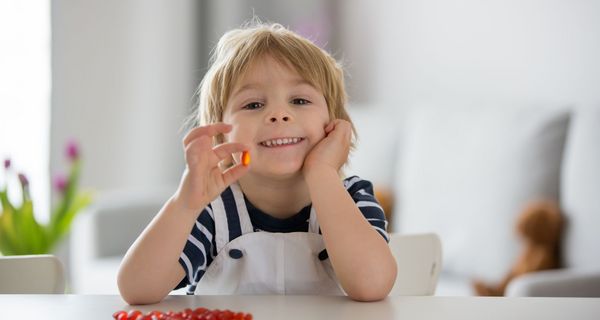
[243,102,264,110]
[291,98,311,105]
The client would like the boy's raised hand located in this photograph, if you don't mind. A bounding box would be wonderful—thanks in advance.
[173,123,249,212]
[303,119,352,176]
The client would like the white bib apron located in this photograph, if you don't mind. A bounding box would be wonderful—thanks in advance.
[194,183,344,295]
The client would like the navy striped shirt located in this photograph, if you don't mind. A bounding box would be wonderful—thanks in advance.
[175,176,389,293]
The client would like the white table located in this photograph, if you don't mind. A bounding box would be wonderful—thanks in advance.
[0,294,598,319]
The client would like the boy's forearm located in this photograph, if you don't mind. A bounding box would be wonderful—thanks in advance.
[305,167,397,301]
[117,196,202,304]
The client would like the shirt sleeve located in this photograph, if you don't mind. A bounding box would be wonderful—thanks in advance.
[344,176,390,243]
[174,205,216,294]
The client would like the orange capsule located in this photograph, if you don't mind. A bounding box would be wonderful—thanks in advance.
[241,151,250,166]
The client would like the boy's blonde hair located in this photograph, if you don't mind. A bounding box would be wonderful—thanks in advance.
[188,22,356,152]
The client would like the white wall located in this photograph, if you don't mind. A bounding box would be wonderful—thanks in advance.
[51,0,201,195]
[50,0,600,211]
[344,0,600,188]
[50,0,201,288]
[0,2,51,222]
[369,0,600,109]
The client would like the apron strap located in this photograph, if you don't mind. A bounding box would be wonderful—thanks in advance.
[229,183,255,235]
[210,194,229,253]
[308,207,321,234]
[210,183,255,253]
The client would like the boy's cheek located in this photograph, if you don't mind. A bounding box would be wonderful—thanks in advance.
[225,130,250,145]
[223,127,239,142]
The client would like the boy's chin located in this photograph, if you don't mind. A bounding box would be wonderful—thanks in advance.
[252,164,305,180]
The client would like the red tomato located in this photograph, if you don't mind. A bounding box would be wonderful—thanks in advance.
[203,312,216,320]
[114,307,251,320]
[194,307,208,315]
[233,312,245,320]
[127,310,143,320]
[217,310,233,320]
[148,310,165,320]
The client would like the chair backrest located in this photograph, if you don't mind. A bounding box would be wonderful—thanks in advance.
[73,187,173,259]
[0,254,65,294]
[388,233,442,296]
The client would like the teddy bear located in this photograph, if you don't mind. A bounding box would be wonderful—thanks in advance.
[374,186,394,223]
[473,200,564,296]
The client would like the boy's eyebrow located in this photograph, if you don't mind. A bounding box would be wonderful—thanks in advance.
[231,79,315,97]
[231,83,260,97]
[292,79,315,88]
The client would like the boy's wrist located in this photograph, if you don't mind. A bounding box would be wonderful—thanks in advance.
[168,193,206,219]
[304,164,340,184]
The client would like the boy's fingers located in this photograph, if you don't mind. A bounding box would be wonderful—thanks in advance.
[183,123,232,147]
[213,142,249,160]
[184,135,213,164]
[324,121,335,133]
[221,163,249,186]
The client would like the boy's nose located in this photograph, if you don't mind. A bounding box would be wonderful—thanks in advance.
[269,115,290,122]
[266,107,293,123]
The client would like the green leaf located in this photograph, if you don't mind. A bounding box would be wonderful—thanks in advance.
[0,207,21,254]
[0,188,16,213]
[50,192,93,251]
[0,157,93,256]
[0,210,16,255]
[50,160,81,233]
[19,200,47,254]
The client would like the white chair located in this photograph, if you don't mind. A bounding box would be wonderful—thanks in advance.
[388,233,442,296]
[0,254,66,294]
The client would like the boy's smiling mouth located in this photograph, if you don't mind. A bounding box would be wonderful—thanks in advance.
[259,137,305,148]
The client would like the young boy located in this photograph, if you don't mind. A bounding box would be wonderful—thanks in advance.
[117,23,397,305]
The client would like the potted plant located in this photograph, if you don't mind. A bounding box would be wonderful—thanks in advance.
[0,140,93,255]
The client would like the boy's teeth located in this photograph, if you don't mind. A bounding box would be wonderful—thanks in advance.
[261,137,302,147]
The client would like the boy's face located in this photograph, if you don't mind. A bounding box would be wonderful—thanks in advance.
[223,54,330,179]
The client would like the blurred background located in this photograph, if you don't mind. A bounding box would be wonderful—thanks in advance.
[1,0,599,296]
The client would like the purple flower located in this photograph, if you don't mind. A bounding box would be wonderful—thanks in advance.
[3,158,10,169]
[66,140,79,161]
[53,174,68,193]
[18,173,29,187]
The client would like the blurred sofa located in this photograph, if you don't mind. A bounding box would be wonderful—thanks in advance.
[347,104,600,297]
[70,186,185,294]
[71,105,600,296]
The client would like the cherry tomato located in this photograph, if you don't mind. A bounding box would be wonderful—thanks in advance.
[233,312,245,320]
[194,307,208,315]
[126,310,142,320]
[114,307,252,320]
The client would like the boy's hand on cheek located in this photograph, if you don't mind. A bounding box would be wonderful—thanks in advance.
[303,119,351,177]
[174,123,250,212]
